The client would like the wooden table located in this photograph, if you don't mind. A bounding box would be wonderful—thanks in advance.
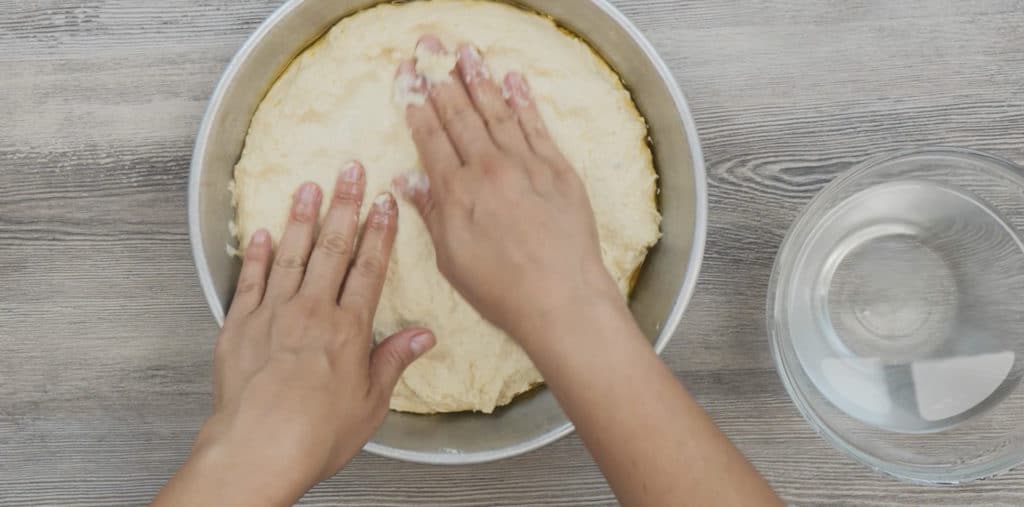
[2,1,1022,505]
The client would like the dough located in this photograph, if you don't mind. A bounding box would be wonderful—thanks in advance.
[232,0,661,413]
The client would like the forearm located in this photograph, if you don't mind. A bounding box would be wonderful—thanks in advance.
[515,294,781,506]
[152,430,311,507]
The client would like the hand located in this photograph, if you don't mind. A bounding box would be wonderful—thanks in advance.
[394,36,620,337]
[156,164,435,506]
[390,37,783,507]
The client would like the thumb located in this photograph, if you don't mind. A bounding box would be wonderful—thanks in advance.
[370,328,436,398]
[393,172,439,233]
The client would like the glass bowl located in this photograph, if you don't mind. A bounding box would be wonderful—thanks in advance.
[769,147,1024,484]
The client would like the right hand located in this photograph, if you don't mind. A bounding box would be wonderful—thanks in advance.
[394,36,620,335]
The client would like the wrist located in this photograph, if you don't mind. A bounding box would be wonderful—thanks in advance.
[508,269,627,352]
[174,422,313,507]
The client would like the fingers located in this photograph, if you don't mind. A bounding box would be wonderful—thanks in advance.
[456,44,531,157]
[338,193,398,325]
[399,60,462,187]
[503,72,570,168]
[264,182,322,305]
[393,172,439,235]
[417,36,497,164]
[369,328,436,399]
[226,229,272,323]
[299,162,366,300]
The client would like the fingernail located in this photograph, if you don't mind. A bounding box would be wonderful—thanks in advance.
[370,193,396,227]
[460,45,482,64]
[251,229,270,246]
[503,72,530,107]
[373,192,396,211]
[458,45,489,84]
[294,184,321,220]
[415,37,456,85]
[395,61,428,106]
[396,172,430,197]
[416,35,444,55]
[296,182,319,206]
[410,332,435,356]
[341,162,363,182]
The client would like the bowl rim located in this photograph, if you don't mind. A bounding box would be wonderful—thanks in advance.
[766,145,1024,484]
[189,0,708,465]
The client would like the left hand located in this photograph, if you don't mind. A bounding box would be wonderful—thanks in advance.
[154,162,435,506]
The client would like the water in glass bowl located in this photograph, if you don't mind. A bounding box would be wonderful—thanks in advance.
[788,180,1024,434]
[771,148,1024,483]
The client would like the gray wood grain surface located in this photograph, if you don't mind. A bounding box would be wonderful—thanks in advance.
[2,0,1023,505]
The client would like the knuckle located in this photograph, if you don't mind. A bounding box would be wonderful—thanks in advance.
[443,103,475,125]
[244,246,270,262]
[478,152,503,172]
[382,346,408,369]
[332,189,361,207]
[436,172,461,194]
[450,185,479,211]
[234,277,262,295]
[355,255,387,279]
[492,167,521,188]
[366,212,396,232]
[339,307,371,332]
[526,122,549,141]
[291,208,318,225]
[274,254,307,271]
[274,330,305,351]
[317,232,352,257]
[411,122,443,144]
[524,163,556,188]
[282,296,322,322]
[488,106,517,128]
